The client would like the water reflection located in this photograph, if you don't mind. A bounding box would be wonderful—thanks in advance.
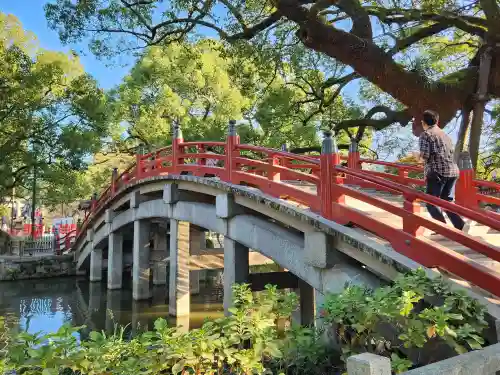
[0,273,223,338]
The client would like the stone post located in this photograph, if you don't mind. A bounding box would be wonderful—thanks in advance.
[169,219,191,316]
[223,237,249,315]
[346,353,391,375]
[132,219,151,300]
[107,231,123,289]
[89,248,102,282]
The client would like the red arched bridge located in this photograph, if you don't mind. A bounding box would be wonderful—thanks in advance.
[74,121,500,304]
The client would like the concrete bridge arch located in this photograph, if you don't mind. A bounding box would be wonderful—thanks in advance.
[72,175,442,322]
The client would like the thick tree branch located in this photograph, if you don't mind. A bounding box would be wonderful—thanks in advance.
[85,27,152,43]
[125,0,155,5]
[334,106,412,130]
[120,0,153,32]
[151,18,229,40]
[227,12,282,40]
[322,72,359,89]
[479,0,500,36]
[389,23,450,55]
[310,0,372,39]
[278,0,468,126]
[219,0,247,29]
[367,8,487,37]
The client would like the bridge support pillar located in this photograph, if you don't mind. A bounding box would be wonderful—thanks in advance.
[133,219,152,300]
[190,226,205,295]
[152,227,169,285]
[131,300,150,335]
[107,232,123,289]
[298,279,316,326]
[153,261,168,286]
[169,219,191,317]
[223,237,249,315]
[89,248,103,282]
[89,282,103,321]
[105,290,122,332]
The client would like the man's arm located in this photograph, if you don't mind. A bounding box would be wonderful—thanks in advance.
[419,134,430,162]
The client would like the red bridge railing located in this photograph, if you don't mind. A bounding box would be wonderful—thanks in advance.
[77,121,500,297]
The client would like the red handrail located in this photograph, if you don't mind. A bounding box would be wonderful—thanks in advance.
[358,158,424,173]
[336,166,500,230]
[179,141,226,147]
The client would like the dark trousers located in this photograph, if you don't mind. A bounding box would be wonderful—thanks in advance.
[425,172,465,230]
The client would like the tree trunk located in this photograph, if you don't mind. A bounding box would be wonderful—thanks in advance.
[454,109,470,162]
[468,47,493,169]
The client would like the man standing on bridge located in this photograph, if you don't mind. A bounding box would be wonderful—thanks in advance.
[417,110,465,231]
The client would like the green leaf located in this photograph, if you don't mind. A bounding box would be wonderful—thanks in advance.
[154,318,168,332]
[171,359,186,374]
[89,331,102,342]
[266,342,283,358]
[444,326,457,338]
[466,339,483,350]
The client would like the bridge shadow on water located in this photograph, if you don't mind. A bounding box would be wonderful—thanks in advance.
[0,272,224,339]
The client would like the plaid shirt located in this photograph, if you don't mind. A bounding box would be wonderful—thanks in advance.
[419,125,459,178]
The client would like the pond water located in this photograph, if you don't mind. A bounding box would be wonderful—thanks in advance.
[0,273,224,339]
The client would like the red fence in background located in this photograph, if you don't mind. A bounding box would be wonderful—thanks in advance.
[76,123,500,298]
[8,223,78,239]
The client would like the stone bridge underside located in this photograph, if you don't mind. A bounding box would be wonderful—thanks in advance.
[74,175,500,331]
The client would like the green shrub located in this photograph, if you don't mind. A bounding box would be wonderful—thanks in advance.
[0,284,339,375]
[321,268,488,373]
[0,271,489,375]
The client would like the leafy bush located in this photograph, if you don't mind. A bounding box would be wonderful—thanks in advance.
[0,271,489,375]
[321,268,488,373]
[0,284,339,375]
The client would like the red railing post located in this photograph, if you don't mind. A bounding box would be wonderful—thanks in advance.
[403,192,424,236]
[280,143,290,180]
[347,141,360,185]
[456,151,476,209]
[91,192,98,212]
[136,144,144,179]
[198,144,206,166]
[320,131,344,220]
[268,154,280,181]
[111,167,118,195]
[172,124,184,174]
[398,169,409,185]
[225,120,240,183]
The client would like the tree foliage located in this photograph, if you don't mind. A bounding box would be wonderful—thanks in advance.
[0,13,109,200]
[56,38,372,206]
[44,0,500,134]
[109,39,364,151]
